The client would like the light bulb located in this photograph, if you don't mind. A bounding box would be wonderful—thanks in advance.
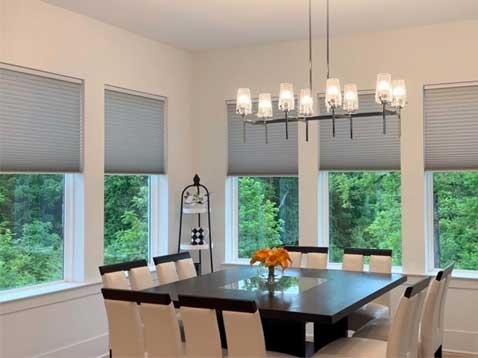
[325,78,342,112]
[299,88,314,116]
[375,73,392,104]
[343,83,359,113]
[257,93,273,119]
[391,80,407,108]
[236,88,252,116]
[279,83,295,111]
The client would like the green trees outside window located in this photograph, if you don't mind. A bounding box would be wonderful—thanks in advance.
[0,175,65,291]
[104,175,150,265]
[433,172,478,270]
[238,177,298,258]
[329,172,402,265]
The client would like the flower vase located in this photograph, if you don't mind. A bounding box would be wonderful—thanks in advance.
[267,266,276,285]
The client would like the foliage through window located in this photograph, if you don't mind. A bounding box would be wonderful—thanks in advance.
[104,175,150,265]
[0,175,65,291]
[329,172,402,265]
[432,172,478,270]
[238,177,298,258]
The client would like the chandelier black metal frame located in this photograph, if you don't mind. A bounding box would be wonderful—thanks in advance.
[235,0,407,143]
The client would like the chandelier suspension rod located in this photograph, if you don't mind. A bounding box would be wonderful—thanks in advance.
[326,0,330,79]
[306,0,313,141]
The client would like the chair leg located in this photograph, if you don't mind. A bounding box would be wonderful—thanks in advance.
[109,349,112,358]
[434,345,442,358]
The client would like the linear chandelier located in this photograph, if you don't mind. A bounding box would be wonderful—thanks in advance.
[235,0,407,143]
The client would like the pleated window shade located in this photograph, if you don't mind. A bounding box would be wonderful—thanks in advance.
[0,67,83,173]
[424,84,478,170]
[318,93,400,171]
[227,101,298,176]
[105,89,165,174]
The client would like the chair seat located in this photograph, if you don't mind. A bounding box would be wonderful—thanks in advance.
[314,337,387,357]
[353,317,391,341]
[348,303,390,331]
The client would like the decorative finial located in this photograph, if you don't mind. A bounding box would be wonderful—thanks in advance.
[193,174,200,186]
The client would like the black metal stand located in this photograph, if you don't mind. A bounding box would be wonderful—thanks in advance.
[177,174,214,274]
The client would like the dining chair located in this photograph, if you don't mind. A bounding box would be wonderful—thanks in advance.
[99,259,148,289]
[314,276,431,358]
[284,246,329,270]
[153,253,191,285]
[176,256,198,280]
[101,288,144,358]
[178,294,223,357]
[138,291,184,357]
[342,248,365,272]
[353,263,454,358]
[129,266,154,290]
[282,246,303,268]
[346,248,393,331]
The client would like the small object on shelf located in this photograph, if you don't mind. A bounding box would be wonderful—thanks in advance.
[177,174,214,274]
[191,227,208,245]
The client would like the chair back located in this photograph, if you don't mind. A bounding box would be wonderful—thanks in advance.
[138,292,183,357]
[154,252,196,283]
[178,295,223,357]
[420,264,454,357]
[342,248,364,272]
[368,249,393,307]
[101,289,144,357]
[129,266,154,290]
[99,259,148,289]
[176,257,197,280]
[387,277,431,358]
[285,246,328,270]
[222,300,266,357]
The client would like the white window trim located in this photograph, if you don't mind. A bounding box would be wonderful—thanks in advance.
[317,172,329,248]
[424,171,478,279]
[225,176,239,263]
[150,175,168,266]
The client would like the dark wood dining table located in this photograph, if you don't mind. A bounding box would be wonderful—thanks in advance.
[143,266,407,357]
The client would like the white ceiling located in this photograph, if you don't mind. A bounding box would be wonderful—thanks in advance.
[42,0,478,50]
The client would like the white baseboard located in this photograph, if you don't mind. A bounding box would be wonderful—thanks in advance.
[34,333,108,358]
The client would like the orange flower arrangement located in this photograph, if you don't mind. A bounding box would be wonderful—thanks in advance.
[250,247,292,270]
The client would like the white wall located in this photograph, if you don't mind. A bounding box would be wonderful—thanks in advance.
[0,0,193,356]
[192,21,478,354]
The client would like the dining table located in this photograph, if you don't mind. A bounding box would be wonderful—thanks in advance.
[143,266,407,357]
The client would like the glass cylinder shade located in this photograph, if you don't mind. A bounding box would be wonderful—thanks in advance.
[279,83,295,111]
[343,83,359,113]
[299,88,314,116]
[391,80,407,108]
[257,93,273,119]
[325,78,342,112]
[236,88,252,116]
[375,73,392,104]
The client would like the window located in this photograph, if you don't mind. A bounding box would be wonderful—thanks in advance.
[0,174,65,291]
[327,172,402,265]
[236,177,298,258]
[431,172,478,270]
[104,175,150,265]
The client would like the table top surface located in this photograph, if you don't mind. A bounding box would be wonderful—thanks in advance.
[143,266,407,323]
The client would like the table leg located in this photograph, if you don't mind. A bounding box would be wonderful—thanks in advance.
[313,317,348,351]
[262,318,309,357]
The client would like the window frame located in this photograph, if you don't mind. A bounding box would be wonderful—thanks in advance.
[425,171,478,276]
[318,170,404,270]
[226,175,300,264]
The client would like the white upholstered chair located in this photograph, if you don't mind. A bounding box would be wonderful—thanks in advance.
[306,252,328,269]
[354,263,454,358]
[99,259,149,289]
[348,249,393,331]
[101,289,144,358]
[178,295,223,357]
[156,261,180,285]
[139,292,184,357]
[314,277,431,358]
[342,252,364,272]
[284,246,329,269]
[176,258,197,280]
[129,266,154,290]
[288,251,303,268]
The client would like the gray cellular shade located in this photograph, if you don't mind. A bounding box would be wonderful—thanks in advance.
[0,68,83,172]
[424,84,478,170]
[227,101,298,176]
[319,93,400,171]
[105,89,165,174]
